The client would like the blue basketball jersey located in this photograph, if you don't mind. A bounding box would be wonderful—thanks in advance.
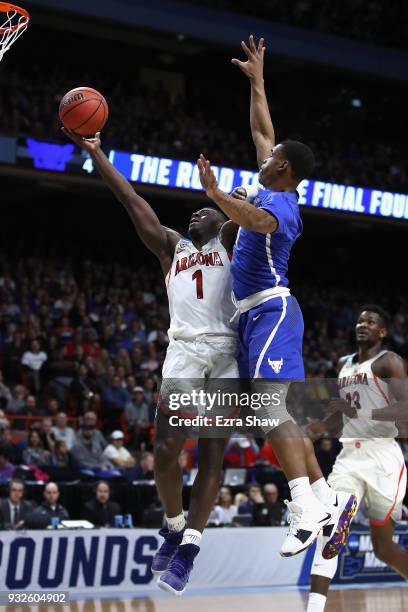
[231,190,302,300]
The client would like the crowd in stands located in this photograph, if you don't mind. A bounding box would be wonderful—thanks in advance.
[181,0,408,50]
[0,34,407,192]
[0,255,407,528]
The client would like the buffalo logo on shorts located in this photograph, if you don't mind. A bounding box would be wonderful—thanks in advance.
[268,357,283,374]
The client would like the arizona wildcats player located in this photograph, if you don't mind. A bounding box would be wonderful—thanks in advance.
[307,305,408,612]
[198,35,356,557]
[63,128,240,596]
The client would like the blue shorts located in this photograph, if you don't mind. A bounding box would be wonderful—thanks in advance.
[238,295,305,379]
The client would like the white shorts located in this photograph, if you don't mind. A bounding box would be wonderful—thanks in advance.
[162,335,239,379]
[328,439,407,526]
[158,335,239,427]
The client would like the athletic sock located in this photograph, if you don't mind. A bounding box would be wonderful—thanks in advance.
[181,528,202,546]
[166,512,186,532]
[288,476,316,505]
[311,478,336,507]
[306,592,327,612]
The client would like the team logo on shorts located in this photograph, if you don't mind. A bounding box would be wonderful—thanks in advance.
[268,357,283,374]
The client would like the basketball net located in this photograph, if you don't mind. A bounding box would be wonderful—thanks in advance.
[0,2,30,62]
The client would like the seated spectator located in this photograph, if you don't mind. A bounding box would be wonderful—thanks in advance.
[52,412,76,450]
[22,430,50,466]
[82,481,121,527]
[103,431,135,469]
[69,364,98,413]
[0,451,14,484]
[0,478,35,529]
[0,425,22,464]
[49,440,75,468]
[125,386,151,448]
[131,451,154,480]
[21,339,47,393]
[7,384,27,416]
[101,375,130,426]
[211,486,238,525]
[25,481,69,529]
[71,426,111,472]
[77,411,107,450]
[238,484,264,514]
[252,484,285,526]
[38,417,56,452]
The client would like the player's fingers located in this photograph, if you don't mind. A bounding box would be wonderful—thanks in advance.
[95,132,101,140]
[231,58,244,67]
[249,34,257,53]
[241,40,252,58]
[257,37,264,52]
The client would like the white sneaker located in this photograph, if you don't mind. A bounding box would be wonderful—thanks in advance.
[321,490,357,559]
[280,500,332,557]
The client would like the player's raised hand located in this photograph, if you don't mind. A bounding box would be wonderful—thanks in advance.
[231,187,248,200]
[61,127,102,153]
[231,34,265,80]
[197,154,218,195]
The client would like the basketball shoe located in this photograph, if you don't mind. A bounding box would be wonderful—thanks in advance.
[322,491,357,559]
[151,527,184,576]
[280,500,332,557]
[157,543,200,596]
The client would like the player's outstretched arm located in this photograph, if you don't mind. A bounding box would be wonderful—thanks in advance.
[369,353,408,421]
[197,155,277,234]
[232,35,275,168]
[62,129,179,274]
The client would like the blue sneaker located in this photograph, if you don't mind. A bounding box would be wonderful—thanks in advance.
[151,528,184,576]
[157,543,200,596]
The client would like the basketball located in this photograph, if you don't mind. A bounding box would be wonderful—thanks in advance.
[59,86,109,136]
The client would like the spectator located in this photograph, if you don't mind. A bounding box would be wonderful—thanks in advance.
[69,364,98,413]
[125,386,151,448]
[0,478,35,529]
[21,339,47,392]
[82,481,121,527]
[38,418,56,452]
[0,451,14,484]
[102,431,135,469]
[0,425,22,464]
[132,451,154,480]
[77,411,107,450]
[7,384,27,415]
[238,484,265,514]
[52,412,76,450]
[71,426,110,471]
[49,440,75,468]
[22,430,50,466]
[25,481,69,528]
[252,484,285,526]
[211,486,238,525]
[101,375,130,425]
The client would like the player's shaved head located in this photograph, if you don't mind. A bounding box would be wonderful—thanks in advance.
[188,207,226,243]
[280,140,315,181]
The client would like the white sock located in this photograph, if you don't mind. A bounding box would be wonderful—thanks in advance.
[181,528,202,546]
[166,512,186,532]
[307,592,327,612]
[289,476,316,504]
[311,478,336,507]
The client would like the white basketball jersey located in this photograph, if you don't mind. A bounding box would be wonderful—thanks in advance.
[166,236,237,340]
[338,350,398,441]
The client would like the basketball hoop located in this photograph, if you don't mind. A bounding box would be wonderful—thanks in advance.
[0,2,30,62]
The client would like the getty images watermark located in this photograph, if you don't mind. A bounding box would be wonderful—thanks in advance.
[166,388,286,428]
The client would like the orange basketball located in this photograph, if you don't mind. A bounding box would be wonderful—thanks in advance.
[59,86,109,136]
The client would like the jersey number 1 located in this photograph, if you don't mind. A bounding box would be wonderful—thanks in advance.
[192,270,203,299]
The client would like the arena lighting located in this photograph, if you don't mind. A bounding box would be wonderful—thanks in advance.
[3,137,408,222]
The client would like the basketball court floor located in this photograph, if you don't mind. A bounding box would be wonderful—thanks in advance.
[14,585,403,612]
